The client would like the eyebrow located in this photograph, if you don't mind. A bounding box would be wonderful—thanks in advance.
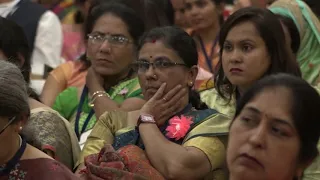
[224,39,255,44]
[244,106,294,129]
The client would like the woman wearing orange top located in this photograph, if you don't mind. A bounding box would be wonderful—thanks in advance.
[184,0,224,91]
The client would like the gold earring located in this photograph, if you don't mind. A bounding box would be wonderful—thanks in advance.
[19,127,22,131]
[189,81,194,86]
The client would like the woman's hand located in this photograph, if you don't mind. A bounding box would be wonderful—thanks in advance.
[140,83,188,125]
[86,67,104,91]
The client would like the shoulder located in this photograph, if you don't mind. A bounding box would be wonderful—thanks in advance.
[53,87,79,118]
[56,87,79,100]
[200,88,236,117]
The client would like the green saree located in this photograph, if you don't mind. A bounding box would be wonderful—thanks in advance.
[269,0,320,85]
[53,77,143,138]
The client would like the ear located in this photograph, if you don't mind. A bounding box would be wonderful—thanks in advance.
[13,114,28,132]
[186,65,198,87]
[17,53,25,68]
[295,157,317,179]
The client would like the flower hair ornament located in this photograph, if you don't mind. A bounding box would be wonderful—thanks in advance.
[165,115,193,141]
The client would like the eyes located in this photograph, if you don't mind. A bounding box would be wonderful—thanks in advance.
[185,0,208,11]
[239,114,291,138]
[87,33,130,47]
[223,42,254,53]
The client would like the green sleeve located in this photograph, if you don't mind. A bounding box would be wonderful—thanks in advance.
[53,87,79,120]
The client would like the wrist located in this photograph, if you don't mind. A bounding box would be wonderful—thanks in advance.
[137,113,156,127]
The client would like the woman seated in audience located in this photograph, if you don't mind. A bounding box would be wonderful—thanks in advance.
[200,7,301,117]
[41,0,175,107]
[183,0,225,91]
[0,17,80,170]
[52,3,147,148]
[76,26,230,179]
[227,73,320,180]
[269,0,320,85]
[0,61,78,179]
[0,17,80,169]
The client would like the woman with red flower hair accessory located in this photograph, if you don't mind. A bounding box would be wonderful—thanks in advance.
[76,26,231,180]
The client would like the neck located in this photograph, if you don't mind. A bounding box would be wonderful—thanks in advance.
[0,134,20,165]
[196,23,220,44]
[103,70,131,90]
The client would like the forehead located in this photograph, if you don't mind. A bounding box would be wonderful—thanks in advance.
[138,42,183,62]
[225,21,262,43]
[171,0,184,8]
[92,13,129,36]
[244,87,293,122]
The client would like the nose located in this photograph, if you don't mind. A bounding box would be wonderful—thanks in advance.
[248,123,267,149]
[98,40,112,53]
[228,49,243,64]
[144,63,157,80]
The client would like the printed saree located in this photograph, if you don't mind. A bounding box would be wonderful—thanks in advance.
[53,77,143,138]
[21,107,80,170]
[82,144,164,180]
[0,158,78,180]
[269,0,320,85]
[78,107,231,179]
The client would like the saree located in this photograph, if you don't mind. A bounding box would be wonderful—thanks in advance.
[50,61,87,90]
[82,144,164,180]
[21,107,80,170]
[269,0,320,85]
[0,158,78,180]
[53,77,143,139]
[200,88,236,118]
[79,107,231,179]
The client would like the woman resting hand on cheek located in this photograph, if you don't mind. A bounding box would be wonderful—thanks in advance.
[76,26,231,180]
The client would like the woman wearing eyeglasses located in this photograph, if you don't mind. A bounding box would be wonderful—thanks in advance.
[52,3,147,148]
[0,61,78,180]
[41,0,175,108]
[76,26,230,180]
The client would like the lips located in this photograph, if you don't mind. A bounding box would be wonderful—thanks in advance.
[230,68,243,73]
[238,153,264,168]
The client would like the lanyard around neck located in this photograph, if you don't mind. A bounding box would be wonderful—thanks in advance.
[198,35,219,73]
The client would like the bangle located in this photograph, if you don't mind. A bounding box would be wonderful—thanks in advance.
[91,90,106,98]
[88,93,110,107]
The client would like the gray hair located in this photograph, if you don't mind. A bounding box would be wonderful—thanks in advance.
[0,60,29,120]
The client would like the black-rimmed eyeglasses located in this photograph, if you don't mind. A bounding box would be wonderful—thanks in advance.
[0,117,16,135]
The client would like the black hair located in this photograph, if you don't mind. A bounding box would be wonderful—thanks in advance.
[80,2,145,70]
[138,26,208,110]
[215,7,301,103]
[234,73,320,168]
[276,14,300,54]
[0,17,39,101]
